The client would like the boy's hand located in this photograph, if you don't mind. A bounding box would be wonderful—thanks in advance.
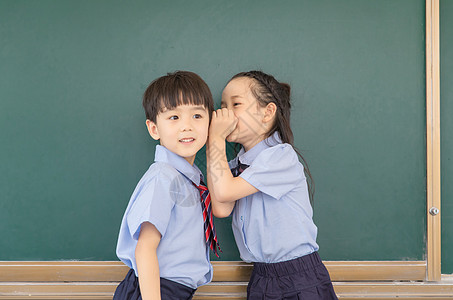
[210,108,238,140]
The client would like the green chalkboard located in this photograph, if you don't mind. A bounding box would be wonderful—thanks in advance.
[441,0,453,274]
[0,0,426,262]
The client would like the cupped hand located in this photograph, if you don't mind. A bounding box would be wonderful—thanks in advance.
[209,108,238,140]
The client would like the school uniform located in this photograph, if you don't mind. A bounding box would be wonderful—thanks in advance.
[114,145,213,300]
[230,132,337,299]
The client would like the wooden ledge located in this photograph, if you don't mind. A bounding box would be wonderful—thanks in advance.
[0,260,426,282]
[2,281,453,299]
[1,261,452,300]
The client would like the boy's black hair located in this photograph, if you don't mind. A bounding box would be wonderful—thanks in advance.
[143,71,214,122]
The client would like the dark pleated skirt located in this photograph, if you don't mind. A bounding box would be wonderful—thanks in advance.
[247,252,338,300]
[113,269,196,300]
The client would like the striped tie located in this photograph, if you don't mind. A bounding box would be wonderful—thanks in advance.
[194,179,221,257]
[231,159,250,177]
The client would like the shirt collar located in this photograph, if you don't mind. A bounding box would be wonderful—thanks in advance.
[237,131,282,165]
[154,145,202,185]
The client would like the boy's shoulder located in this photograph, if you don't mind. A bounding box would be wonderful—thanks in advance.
[133,162,183,188]
[138,161,185,187]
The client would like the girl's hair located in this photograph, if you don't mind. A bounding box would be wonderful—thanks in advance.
[143,71,214,123]
[230,70,315,204]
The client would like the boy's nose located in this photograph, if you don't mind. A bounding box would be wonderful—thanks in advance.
[181,119,193,131]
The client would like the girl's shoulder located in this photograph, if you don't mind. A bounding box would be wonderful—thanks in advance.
[239,143,305,200]
[249,143,302,174]
[256,143,298,162]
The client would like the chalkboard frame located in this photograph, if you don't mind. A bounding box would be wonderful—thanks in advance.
[0,0,444,283]
[425,0,441,282]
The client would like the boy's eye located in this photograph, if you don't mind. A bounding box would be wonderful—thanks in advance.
[169,115,179,120]
[193,114,202,119]
[233,102,241,106]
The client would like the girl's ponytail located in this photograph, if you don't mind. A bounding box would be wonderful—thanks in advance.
[280,83,291,100]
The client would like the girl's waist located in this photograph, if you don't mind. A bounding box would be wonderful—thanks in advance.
[252,251,323,277]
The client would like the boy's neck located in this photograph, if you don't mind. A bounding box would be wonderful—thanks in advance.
[159,144,196,165]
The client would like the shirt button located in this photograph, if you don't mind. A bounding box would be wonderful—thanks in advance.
[240,216,243,221]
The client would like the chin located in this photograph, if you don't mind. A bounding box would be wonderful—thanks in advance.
[226,132,239,144]
[226,136,236,144]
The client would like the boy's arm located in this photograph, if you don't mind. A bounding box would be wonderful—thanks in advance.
[207,109,259,218]
[135,222,162,300]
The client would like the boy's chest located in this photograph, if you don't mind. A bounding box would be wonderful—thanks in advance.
[169,186,204,227]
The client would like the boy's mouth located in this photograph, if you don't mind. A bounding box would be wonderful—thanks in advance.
[179,138,195,143]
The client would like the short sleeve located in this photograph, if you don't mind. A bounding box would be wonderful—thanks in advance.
[239,144,305,200]
[126,174,175,240]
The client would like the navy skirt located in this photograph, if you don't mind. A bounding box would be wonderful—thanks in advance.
[247,252,338,300]
[113,269,196,300]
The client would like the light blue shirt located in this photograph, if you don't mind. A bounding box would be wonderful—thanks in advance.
[116,145,213,289]
[230,132,319,263]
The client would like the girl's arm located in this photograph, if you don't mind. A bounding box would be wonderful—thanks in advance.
[207,109,259,217]
[135,222,162,300]
[206,138,236,218]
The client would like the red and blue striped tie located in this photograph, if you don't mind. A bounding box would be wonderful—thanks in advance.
[231,159,250,177]
[194,179,221,257]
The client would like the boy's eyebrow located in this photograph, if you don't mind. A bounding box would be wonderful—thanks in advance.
[161,105,206,113]
[191,105,207,111]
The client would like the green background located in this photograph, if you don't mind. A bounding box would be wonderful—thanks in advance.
[1,0,447,272]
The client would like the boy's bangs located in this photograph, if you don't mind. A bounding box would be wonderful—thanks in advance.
[158,88,208,112]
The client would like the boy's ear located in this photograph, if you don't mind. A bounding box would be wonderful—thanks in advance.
[146,119,160,140]
[263,102,277,123]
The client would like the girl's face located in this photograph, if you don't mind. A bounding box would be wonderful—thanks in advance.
[221,77,269,151]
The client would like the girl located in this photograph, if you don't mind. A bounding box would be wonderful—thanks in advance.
[207,71,337,299]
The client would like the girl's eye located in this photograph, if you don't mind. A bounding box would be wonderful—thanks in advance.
[233,103,241,107]
[193,114,202,119]
[169,115,179,120]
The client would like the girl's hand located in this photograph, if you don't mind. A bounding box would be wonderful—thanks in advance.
[210,108,238,140]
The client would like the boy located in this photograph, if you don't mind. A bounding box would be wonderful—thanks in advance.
[114,71,215,300]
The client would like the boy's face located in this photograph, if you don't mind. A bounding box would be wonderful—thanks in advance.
[146,104,210,165]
